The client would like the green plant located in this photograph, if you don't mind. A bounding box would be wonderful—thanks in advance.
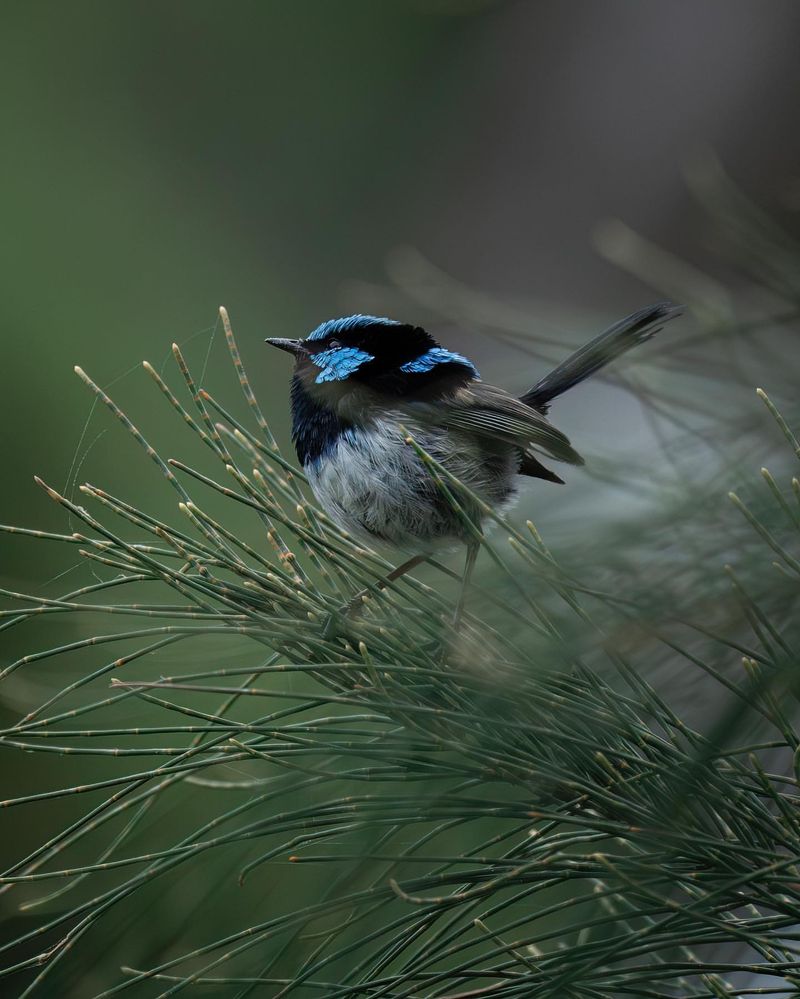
[2,165,800,997]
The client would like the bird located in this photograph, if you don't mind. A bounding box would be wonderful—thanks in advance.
[266,302,682,626]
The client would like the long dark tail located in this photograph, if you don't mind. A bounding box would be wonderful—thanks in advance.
[520,302,683,413]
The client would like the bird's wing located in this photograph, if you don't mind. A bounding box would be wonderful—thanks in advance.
[406,383,585,466]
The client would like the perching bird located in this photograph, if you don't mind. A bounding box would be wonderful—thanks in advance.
[266,303,682,623]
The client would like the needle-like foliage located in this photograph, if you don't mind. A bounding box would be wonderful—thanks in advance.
[2,168,800,998]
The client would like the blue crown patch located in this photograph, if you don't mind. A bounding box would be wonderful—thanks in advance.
[307,315,402,342]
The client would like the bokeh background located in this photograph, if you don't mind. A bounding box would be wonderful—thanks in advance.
[4,0,800,545]
[3,1,800,994]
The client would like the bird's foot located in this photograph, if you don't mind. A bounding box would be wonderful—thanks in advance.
[320,589,371,639]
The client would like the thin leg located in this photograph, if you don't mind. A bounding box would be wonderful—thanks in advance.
[452,540,479,632]
[345,553,427,616]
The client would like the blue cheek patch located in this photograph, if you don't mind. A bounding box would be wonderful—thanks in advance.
[313,347,374,383]
[400,347,479,378]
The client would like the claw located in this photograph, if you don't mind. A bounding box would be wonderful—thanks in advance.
[320,591,369,639]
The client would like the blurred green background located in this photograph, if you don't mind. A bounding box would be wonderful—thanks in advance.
[2,1,800,994]
[4,0,800,560]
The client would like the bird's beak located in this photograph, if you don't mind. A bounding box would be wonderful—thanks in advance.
[264,338,308,356]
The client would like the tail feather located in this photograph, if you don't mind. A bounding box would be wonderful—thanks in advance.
[520,302,683,413]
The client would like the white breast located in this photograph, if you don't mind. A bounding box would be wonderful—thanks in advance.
[305,417,518,550]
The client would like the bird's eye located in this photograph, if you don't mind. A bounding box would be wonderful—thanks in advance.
[328,339,343,350]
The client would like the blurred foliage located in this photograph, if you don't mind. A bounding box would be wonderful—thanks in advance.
[4,3,800,996]
[2,164,800,994]
[0,0,490,554]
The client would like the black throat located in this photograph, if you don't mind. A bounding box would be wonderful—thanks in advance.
[290,374,352,466]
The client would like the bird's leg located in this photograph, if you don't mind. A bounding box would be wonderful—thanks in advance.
[343,553,428,617]
[322,554,428,639]
[452,540,480,632]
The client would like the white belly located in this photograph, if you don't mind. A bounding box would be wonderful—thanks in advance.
[305,418,518,550]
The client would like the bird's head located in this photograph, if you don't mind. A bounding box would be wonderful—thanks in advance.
[266,315,478,399]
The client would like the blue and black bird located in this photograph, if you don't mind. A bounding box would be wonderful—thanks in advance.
[266,303,682,621]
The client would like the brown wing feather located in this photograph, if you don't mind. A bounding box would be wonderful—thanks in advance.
[406,382,585,468]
